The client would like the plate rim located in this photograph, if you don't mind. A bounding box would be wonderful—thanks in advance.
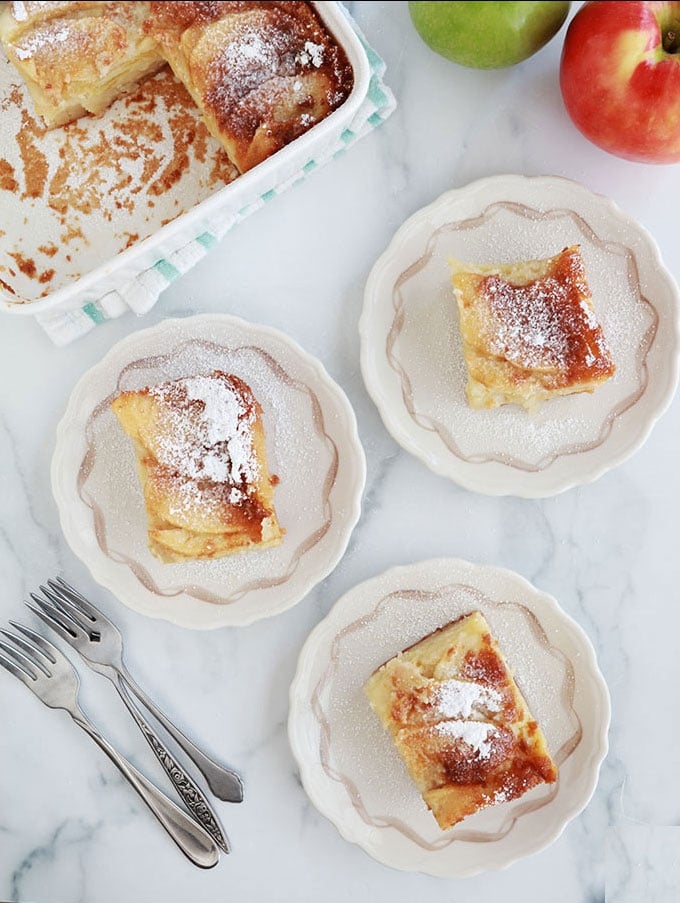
[288,556,611,878]
[359,173,680,498]
[51,312,367,629]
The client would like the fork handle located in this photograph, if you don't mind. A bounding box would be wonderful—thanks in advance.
[115,676,230,853]
[120,670,244,804]
[72,713,219,869]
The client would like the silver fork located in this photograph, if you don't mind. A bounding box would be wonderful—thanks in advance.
[29,582,232,855]
[0,623,219,869]
[28,579,243,813]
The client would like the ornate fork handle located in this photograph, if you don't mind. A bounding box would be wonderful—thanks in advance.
[116,676,230,853]
[120,668,244,804]
[72,711,219,869]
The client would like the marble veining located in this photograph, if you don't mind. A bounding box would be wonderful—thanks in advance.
[1,1,680,901]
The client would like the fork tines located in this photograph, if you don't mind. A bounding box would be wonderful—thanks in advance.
[48,577,97,616]
[29,584,93,641]
[0,622,59,682]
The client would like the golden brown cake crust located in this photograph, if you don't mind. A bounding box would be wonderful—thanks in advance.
[0,1,164,127]
[450,246,616,411]
[143,1,354,172]
[364,611,558,830]
[111,370,284,563]
[1,0,354,168]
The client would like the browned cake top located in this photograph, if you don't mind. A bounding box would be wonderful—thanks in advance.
[387,631,520,727]
[5,2,148,69]
[141,370,272,536]
[373,615,557,818]
[144,370,258,483]
[146,1,354,146]
[389,629,528,780]
[145,1,262,29]
[479,246,615,382]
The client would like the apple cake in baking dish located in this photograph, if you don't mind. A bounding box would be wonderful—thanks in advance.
[449,245,615,412]
[111,370,284,563]
[0,0,354,171]
[365,610,557,830]
[0,2,163,127]
[142,1,354,173]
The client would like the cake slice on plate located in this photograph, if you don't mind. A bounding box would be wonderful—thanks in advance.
[365,610,557,830]
[111,370,284,563]
[449,245,615,412]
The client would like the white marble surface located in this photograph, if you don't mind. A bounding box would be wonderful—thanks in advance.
[1,2,679,900]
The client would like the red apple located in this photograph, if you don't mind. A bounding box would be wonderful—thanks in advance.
[560,1,680,163]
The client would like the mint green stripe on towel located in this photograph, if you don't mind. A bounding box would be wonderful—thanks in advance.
[196,231,217,249]
[154,258,180,282]
[82,302,106,324]
[368,79,388,108]
[361,40,384,74]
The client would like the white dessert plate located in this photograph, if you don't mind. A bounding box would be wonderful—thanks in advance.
[51,314,366,629]
[360,174,680,497]
[288,557,610,878]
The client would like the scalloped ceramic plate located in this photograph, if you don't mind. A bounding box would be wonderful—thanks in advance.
[360,175,680,497]
[51,314,366,629]
[288,558,610,878]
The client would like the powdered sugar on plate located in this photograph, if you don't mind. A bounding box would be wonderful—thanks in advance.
[392,203,655,469]
[362,175,679,496]
[54,315,365,627]
[312,565,582,848]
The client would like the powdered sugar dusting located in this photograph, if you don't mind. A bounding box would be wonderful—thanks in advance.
[150,373,259,486]
[299,40,325,68]
[13,24,75,60]
[479,248,613,378]
[484,274,573,370]
[387,200,657,470]
[221,27,279,78]
[429,678,502,720]
[84,335,340,600]
[206,21,319,116]
[434,720,500,759]
[12,2,28,22]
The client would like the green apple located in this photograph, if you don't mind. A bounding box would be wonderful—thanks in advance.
[408,1,571,69]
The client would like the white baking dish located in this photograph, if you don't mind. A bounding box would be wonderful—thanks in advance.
[0,2,370,315]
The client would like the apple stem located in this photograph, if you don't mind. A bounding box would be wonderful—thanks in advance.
[663,28,679,53]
